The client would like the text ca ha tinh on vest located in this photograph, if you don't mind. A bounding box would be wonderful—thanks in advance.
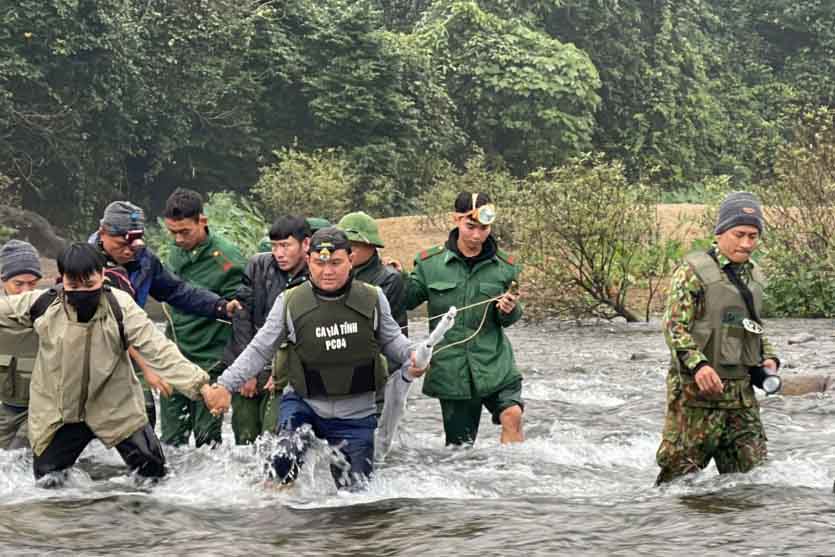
[315,321,360,351]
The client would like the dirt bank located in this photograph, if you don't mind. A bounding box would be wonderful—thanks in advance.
[376,204,709,271]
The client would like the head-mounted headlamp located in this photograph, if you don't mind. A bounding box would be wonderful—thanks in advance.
[459,193,497,225]
[313,242,334,261]
[124,230,145,250]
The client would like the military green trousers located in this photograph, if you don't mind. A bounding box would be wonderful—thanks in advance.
[231,391,279,445]
[160,392,222,448]
[439,379,524,446]
[655,379,767,485]
[160,367,223,448]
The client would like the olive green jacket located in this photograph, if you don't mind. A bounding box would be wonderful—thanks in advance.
[0,288,39,407]
[405,243,522,400]
[0,288,209,456]
[165,230,246,370]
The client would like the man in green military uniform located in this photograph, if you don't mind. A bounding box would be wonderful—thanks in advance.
[338,211,407,358]
[161,189,246,447]
[656,191,780,484]
[405,192,523,446]
[0,240,42,450]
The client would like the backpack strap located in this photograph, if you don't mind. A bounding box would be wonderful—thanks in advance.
[103,286,128,351]
[29,285,62,322]
[28,285,127,350]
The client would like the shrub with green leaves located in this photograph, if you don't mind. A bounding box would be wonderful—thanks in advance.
[510,154,666,322]
[253,147,355,223]
[0,225,16,245]
[755,107,835,317]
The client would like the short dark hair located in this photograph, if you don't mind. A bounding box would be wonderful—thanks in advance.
[454,192,491,213]
[163,188,203,221]
[269,215,310,242]
[58,243,105,282]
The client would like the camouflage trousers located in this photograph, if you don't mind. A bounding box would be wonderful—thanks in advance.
[655,376,767,485]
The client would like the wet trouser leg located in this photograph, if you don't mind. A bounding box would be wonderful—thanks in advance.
[232,392,267,445]
[320,414,376,488]
[439,381,524,446]
[261,392,280,435]
[439,398,483,446]
[192,396,223,448]
[271,392,376,488]
[115,423,166,478]
[271,393,316,484]
[144,388,157,430]
[33,422,96,479]
[0,403,29,450]
[714,406,767,475]
[160,392,193,446]
[162,393,223,448]
[655,398,767,484]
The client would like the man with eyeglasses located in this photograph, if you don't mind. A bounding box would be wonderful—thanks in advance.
[89,201,240,428]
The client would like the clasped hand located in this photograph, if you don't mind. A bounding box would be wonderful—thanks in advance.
[201,383,232,416]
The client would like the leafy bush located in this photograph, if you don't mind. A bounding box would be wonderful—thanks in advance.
[510,154,668,321]
[755,107,835,317]
[0,225,16,245]
[253,147,355,223]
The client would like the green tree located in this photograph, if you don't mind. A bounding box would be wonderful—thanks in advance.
[417,0,601,174]
[253,146,356,223]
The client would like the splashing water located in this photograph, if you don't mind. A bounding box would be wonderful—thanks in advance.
[1,318,834,555]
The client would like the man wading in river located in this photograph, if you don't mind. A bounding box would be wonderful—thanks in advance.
[205,228,426,488]
[161,189,246,448]
[90,201,241,428]
[0,240,42,450]
[224,215,311,444]
[656,191,781,484]
[405,192,523,446]
[0,243,215,483]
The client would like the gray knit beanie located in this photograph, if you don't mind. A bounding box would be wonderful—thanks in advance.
[714,191,764,235]
[100,201,145,235]
[0,240,42,281]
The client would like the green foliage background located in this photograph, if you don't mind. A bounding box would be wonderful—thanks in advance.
[7,0,833,228]
[3,0,835,317]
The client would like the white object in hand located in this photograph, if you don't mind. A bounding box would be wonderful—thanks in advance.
[376,306,457,459]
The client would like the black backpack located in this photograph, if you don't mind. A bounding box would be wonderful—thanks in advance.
[29,285,128,350]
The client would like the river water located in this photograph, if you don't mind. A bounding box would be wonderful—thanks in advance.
[1,318,834,556]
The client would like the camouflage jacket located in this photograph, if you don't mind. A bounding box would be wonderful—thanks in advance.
[663,248,778,409]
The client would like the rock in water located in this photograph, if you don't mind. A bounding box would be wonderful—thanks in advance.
[780,374,832,395]
[788,333,815,345]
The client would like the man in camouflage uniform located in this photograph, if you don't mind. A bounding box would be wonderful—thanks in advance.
[656,191,780,484]
[0,240,42,450]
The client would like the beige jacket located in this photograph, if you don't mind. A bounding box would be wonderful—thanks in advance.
[0,288,209,455]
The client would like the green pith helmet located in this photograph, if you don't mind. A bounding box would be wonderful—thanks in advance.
[306,217,331,233]
[336,211,384,248]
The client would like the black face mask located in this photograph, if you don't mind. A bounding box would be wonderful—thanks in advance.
[66,288,102,323]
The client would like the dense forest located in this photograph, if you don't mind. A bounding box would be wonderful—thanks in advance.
[1,0,833,231]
